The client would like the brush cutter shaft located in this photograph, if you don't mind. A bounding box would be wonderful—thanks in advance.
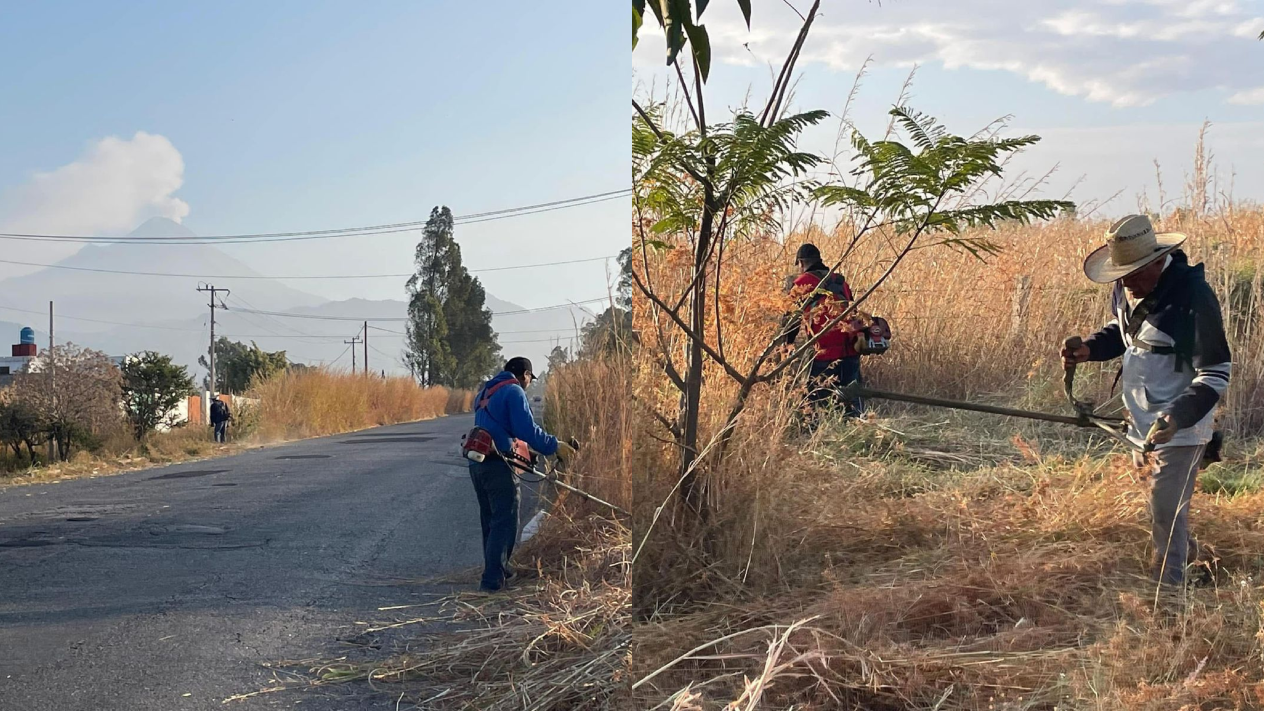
[844,384,1088,425]
[842,383,1141,451]
[500,451,629,517]
[545,474,630,518]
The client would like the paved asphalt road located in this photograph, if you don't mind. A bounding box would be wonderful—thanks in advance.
[0,414,542,710]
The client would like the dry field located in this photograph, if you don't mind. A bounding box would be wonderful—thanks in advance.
[623,202,1264,709]
[247,367,472,441]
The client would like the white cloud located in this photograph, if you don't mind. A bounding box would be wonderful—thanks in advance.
[1003,120,1264,213]
[1228,86,1264,104]
[0,131,189,236]
[637,0,1264,108]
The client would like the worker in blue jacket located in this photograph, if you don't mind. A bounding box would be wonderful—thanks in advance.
[469,357,576,592]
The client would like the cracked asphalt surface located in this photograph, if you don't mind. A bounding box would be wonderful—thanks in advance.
[0,414,541,710]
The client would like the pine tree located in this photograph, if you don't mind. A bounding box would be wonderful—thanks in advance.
[404,206,500,387]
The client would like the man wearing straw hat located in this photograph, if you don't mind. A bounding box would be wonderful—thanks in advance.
[1062,214,1231,588]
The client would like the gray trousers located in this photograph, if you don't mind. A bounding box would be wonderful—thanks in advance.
[1134,445,1205,586]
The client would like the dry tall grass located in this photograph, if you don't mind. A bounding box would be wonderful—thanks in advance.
[248,368,470,441]
[544,357,636,513]
[807,207,1263,437]
[628,195,1264,709]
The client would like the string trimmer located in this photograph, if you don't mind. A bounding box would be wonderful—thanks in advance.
[504,448,630,518]
[463,431,628,517]
[839,339,1148,453]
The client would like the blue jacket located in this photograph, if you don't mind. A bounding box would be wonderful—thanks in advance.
[473,371,558,456]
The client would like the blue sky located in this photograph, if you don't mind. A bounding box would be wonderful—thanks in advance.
[635,0,1264,214]
[0,1,627,306]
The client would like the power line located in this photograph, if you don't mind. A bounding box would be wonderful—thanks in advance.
[219,333,348,339]
[499,335,582,345]
[0,255,616,280]
[366,342,407,371]
[0,190,630,245]
[366,324,588,336]
[0,303,203,332]
[327,344,354,367]
[227,297,610,322]
[223,294,324,340]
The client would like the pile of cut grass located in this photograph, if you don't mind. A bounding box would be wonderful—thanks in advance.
[268,514,630,710]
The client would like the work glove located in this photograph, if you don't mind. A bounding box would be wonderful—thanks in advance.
[1060,337,1090,369]
[1146,415,1177,446]
[555,440,578,463]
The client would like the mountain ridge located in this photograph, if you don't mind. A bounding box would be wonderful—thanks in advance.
[0,218,595,378]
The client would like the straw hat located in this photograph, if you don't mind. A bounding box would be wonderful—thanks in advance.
[1083,214,1185,283]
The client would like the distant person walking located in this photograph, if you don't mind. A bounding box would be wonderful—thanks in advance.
[210,396,231,443]
[465,357,576,593]
[786,243,864,420]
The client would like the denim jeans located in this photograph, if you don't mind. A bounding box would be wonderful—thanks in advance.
[1135,444,1205,586]
[468,457,521,591]
[808,355,863,418]
[213,421,228,443]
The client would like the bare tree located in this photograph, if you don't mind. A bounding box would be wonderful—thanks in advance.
[12,344,123,460]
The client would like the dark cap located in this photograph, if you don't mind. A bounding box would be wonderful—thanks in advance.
[795,243,821,263]
[505,356,534,379]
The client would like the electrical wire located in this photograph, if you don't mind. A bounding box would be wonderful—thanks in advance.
[0,255,616,280]
[223,293,325,340]
[228,297,609,322]
[499,335,581,345]
[0,190,630,245]
[366,324,586,336]
[327,344,354,367]
[0,303,204,332]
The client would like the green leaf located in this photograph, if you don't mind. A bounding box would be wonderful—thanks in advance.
[814,185,874,208]
[633,1,644,49]
[684,20,711,82]
[737,0,751,28]
[695,0,709,18]
[663,0,693,66]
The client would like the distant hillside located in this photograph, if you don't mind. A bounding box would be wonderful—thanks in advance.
[2,297,597,383]
[218,296,597,378]
[0,217,324,330]
[0,217,601,382]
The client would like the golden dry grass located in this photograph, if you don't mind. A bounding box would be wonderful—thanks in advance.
[625,201,1264,709]
[247,368,470,441]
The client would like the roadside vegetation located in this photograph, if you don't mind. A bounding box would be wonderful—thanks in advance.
[616,2,1264,708]
[0,354,470,487]
[293,5,1264,708]
[262,303,635,709]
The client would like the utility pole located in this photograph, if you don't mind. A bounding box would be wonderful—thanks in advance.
[363,321,368,377]
[197,284,229,424]
[344,334,362,375]
[47,301,55,463]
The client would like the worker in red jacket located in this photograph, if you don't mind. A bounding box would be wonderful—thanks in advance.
[786,243,864,419]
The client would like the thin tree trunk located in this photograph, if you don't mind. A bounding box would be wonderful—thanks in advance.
[679,191,714,513]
